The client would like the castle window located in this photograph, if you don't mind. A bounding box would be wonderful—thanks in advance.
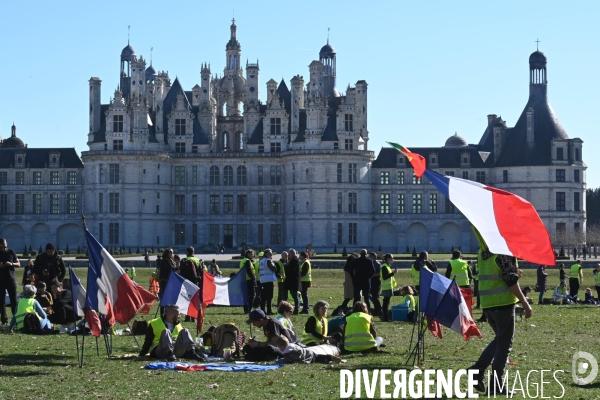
[109,223,119,244]
[556,169,565,182]
[557,147,564,160]
[429,193,437,214]
[109,192,120,213]
[337,192,343,213]
[50,194,60,214]
[223,166,234,186]
[348,164,357,183]
[445,171,455,177]
[380,171,390,185]
[575,148,581,161]
[210,166,220,186]
[348,223,357,245]
[380,193,390,214]
[270,194,282,214]
[337,223,343,244]
[345,139,354,150]
[257,224,264,244]
[15,172,25,185]
[237,166,247,186]
[348,193,357,214]
[209,195,219,214]
[502,170,508,183]
[68,171,77,185]
[0,194,6,214]
[175,224,186,245]
[462,171,469,180]
[15,194,25,215]
[270,224,281,244]
[175,142,185,153]
[398,194,405,214]
[337,163,343,183]
[270,166,282,185]
[344,114,353,131]
[270,142,281,153]
[50,171,60,185]
[174,166,185,185]
[33,194,42,214]
[398,171,405,184]
[412,193,422,214]
[270,118,282,135]
[237,195,247,214]
[445,197,455,214]
[174,194,185,214]
[334,142,339,150]
[258,145,264,153]
[192,195,197,214]
[192,145,198,153]
[0,172,7,185]
[556,192,565,211]
[412,172,421,185]
[574,192,580,212]
[175,119,186,135]
[257,166,263,185]
[574,170,580,183]
[475,171,486,184]
[258,195,263,214]
[113,115,124,132]
[68,194,77,214]
[109,164,120,184]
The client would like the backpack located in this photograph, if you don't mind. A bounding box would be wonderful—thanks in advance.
[22,313,42,334]
[211,323,240,358]
[180,258,198,284]
[131,319,149,336]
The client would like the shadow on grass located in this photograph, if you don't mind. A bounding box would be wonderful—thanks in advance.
[569,381,600,389]
[0,370,50,377]
[0,353,72,367]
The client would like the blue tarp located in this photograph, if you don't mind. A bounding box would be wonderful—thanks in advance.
[144,362,284,372]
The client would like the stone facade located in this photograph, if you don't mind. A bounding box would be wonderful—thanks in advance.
[0,22,586,255]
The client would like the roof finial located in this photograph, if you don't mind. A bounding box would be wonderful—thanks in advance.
[128,25,130,45]
[150,47,153,65]
[535,38,540,51]
[327,27,330,44]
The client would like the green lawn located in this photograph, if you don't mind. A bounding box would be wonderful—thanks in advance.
[0,268,598,399]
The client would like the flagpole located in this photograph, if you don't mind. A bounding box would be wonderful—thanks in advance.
[69,267,82,368]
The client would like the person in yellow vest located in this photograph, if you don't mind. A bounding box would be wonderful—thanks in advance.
[301,300,341,346]
[552,281,573,304]
[148,273,160,296]
[209,259,222,277]
[253,252,264,309]
[343,301,383,353]
[275,301,297,342]
[472,261,481,309]
[299,252,312,314]
[8,285,55,334]
[444,250,472,288]
[594,264,600,300]
[239,249,256,313]
[126,265,136,281]
[411,251,437,291]
[398,285,416,322]
[569,260,583,300]
[467,228,532,396]
[276,251,288,304]
[380,253,398,322]
[138,304,206,361]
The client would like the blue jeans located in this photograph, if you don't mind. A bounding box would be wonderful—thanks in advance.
[471,305,515,386]
[538,290,545,304]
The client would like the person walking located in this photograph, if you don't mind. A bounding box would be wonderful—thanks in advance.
[239,249,256,313]
[467,229,532,396]
[368,252,382,316]
[536,264,548,304]
[351,249,375,314]
[284,249,301,314]
[0,238,19,326]
[144,250,150,269]
[299,252,312,314]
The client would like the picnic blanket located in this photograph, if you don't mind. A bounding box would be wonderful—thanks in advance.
[145,362,284,372]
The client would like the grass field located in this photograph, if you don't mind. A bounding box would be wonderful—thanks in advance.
[0,267,598,399]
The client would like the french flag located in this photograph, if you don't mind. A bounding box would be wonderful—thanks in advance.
[69,268,102,337]
[387,142,555,266]
[202,269,248,307]
[420,268,482,340]
[160,271,201,318]
[85,229,145,325]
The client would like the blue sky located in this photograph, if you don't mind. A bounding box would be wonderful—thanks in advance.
[1,1,598,187]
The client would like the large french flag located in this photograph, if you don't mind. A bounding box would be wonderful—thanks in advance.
[69,268,102,337]
[387,142,555,266]
[160,271,201,318]
[85,229,145,325]
[420,268,482,340]
[202,269,248,307]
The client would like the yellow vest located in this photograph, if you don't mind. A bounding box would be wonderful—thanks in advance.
[276,260,286,283]
[449,259,470,287]
[400,294,416,312]
[570,264,581,279]
[595,272,600,286]
[15,298,39,330]
[411,264,420,285]
[240,258,253,281]
[380,263,397,291]
[149,317,183,347]
[301,315,327,345]
[301,260,312,282]
[478,254,518,309]
[254,260,261,282]
[344,312,377,352]
[473,263,479,281]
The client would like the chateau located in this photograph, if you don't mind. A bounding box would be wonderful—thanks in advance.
[0,21,586,255]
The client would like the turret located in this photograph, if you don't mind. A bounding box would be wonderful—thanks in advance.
[120,43,136,99]
[266,79,278,104]
[319,41,338,98]
[355,80,368,141]
[225,18,241,75]
[290,75,304,133]
[246,60,259,107]
[130,56,147,97]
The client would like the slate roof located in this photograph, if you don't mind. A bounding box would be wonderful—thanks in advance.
[372,146,492,169]
[0,148,83,169]
[247,118,264,145]
[91,105,110,143]
[293,110,307,143]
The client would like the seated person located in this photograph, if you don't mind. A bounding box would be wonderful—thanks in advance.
[399,285,416,322]
[35,281,53,312]
[583,288,597,304]
[275,301,297,342]
[521,286,535,304]
[343,301,383,353]
[9,285,56,334]
[48,282,79,327]
[138,304,205,361]
[243,309,292,361]
[552,282,574,304]
[275,335,341,364]
[301,300,342,346]
[209,259,222,276]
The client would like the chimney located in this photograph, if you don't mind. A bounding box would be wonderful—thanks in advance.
[526,107,535,147]
[493,121,506,163]
[487,114,497,128]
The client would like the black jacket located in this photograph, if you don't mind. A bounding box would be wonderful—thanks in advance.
[351,256,376,284]
[33,252,66,283]
[284,256,301,292]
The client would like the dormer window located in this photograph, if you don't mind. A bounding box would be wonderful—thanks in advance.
[15,153,25,167]
[175,142,186,153]
[49,152,60,167]
[113,115,124,132]
[429,153,438,165]
[557,147,564,160]
[270,118,282,135]
[175,119,186,135]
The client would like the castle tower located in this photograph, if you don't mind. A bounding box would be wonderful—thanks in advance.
[89,77,102,143]
[130,56,147,98]
[319,41,339,98]
[120,43,136,99]
[290,75,304,137]
[225,18,241,75]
